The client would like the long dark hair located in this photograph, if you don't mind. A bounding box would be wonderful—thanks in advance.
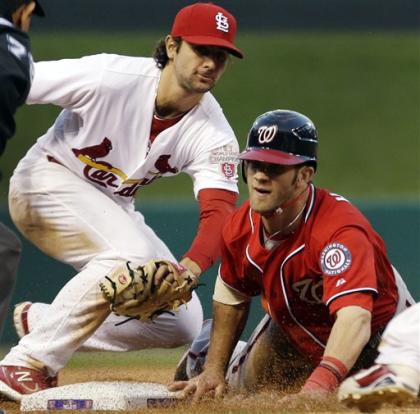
[153,36,182,69]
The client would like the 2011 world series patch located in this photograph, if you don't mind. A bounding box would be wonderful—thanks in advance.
[320,243,352,276]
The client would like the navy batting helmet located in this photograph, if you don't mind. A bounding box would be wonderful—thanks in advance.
[0,0,44,17]
[239,110,318,170]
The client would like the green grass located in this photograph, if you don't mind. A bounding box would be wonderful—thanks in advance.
[0,347,185,368]
[1,31,419,201]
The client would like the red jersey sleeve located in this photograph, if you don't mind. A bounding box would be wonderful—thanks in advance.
[319,227,377,315]
[218,239,251,295]
[183,188,238,272]
[218,205,262,296]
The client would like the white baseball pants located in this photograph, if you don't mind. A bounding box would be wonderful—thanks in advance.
[2,145,203,375]
[376,302,420,372]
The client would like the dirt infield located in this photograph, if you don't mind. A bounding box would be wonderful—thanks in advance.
[1,365,419,414]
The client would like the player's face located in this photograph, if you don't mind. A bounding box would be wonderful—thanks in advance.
[170,40,229,94]
[246,161,301,215]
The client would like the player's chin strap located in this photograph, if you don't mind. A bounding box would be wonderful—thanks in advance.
[266,184,310,218]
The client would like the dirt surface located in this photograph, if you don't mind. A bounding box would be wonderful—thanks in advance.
[0,366,419,413]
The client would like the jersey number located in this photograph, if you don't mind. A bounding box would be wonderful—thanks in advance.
[292,279,323,305]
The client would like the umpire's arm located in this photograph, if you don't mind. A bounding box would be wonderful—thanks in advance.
[0,53,30,153]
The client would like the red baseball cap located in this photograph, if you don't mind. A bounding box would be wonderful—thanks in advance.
[171,2,243,58]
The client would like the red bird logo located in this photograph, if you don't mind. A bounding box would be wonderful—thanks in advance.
[72,137,113,161]
[154,155,178,174]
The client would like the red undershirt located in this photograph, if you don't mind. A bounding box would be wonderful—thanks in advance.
[150,114,238,272]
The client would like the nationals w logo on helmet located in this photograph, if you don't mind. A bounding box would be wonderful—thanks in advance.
[257,125,278,144]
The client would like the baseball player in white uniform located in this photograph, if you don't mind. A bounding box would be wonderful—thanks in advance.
[0,2,243,401]
[339,302,420,410]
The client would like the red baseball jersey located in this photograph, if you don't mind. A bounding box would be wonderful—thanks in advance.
[219,185,400,363]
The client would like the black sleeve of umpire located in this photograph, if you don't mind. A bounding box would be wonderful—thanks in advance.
[0,76,18,154]
[0,33,32,156]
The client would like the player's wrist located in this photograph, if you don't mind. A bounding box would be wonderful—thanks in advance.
[204,358,228,376]
[302,356,348,393]
[179,257,202,277]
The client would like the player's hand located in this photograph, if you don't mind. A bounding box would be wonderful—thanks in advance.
[168,369,226,404]
[99,259,197,321]
[179,257,202,277]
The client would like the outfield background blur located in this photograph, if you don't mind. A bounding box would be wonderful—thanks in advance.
[0,0,419,344]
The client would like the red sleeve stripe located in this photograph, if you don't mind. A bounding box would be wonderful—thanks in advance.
[325,288,378,307]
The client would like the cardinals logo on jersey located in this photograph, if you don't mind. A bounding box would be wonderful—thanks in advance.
[72,137,113,161]
[154,155,178,175]
[72,138,178,196]
[72,137,127,188]
[114,155,179,197]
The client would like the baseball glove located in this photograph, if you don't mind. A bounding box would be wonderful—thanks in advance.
[99,260,198,321]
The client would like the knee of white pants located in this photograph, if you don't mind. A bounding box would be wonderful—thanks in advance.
[84,291,204,352]
[169,292,203,347]
[146,291,203,348]
[376,303,420,368]
[26,281,204,354]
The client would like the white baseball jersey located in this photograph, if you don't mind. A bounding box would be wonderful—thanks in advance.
[27,54,239,203]
[1,54,240,374]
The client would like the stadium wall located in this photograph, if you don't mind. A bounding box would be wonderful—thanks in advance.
[30,0,419,31]
[1,201,418,345]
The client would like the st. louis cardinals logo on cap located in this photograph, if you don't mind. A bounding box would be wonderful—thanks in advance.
[170,3,243,58]
[215,12,229,32]
[320,242,352,276]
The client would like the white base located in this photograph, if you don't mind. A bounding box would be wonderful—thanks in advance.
[20,381,182,411]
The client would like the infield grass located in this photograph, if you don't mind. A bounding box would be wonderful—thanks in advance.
[1,31,419,201]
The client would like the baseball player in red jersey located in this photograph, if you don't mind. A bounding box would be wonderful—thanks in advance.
[169,110,414,402]
[0,3,243,401]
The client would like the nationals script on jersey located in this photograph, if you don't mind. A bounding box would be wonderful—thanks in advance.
[26,54,239,202]
[219,185,402,362]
